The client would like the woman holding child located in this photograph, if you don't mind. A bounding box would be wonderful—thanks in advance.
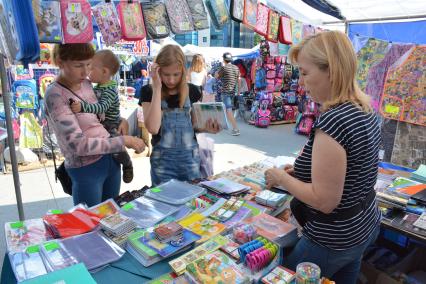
[44,43,145,207]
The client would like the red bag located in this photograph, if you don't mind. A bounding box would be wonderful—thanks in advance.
[278,15,292,45]
[242,0,257,30]
[255,3,269,37]
[266,9,279,43]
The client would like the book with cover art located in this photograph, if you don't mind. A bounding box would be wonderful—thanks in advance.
[192,102,229,130]
[5,219,52,252]
[185,218,226,243]
[261,265,295,284]
[185,251,250,284]
[140,229,201,257]
[200,178,250,195]
[89,198,120,218]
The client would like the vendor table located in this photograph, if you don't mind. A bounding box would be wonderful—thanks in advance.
[120,98,140,137]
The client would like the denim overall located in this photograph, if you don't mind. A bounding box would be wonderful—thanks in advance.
[150,96,200,185]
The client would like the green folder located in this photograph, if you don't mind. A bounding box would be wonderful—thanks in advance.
[21,263,96,284]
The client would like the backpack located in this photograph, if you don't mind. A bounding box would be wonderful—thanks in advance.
[39,73,55,99]
[165,0,195,34]
[255,100,271,128]
[255,68,266,90]
[32,0,63,43]
[295,114,315,135]
[141,2,171,39]
[276,64,285,79]
[60,0,93,43]
[266,79,275,92]
[265,64,276,79]
[19,112,43,149]
[274,78,283,92]
[275,106,285,121]
[92,1,122,45]
[186,0,209,30]
[283,91,297,105]
[283,105,297,121]
[12,80,38,110]
[117,1,147,40]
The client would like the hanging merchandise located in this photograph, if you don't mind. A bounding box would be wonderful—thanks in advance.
[242,0,257,30]
[255,3,269,37]
[38,43,53,65]
[186,0,209,30]
[380,46,426,126]
[117,1,147,40]
[266,9,279,43]
[165,0,195,34]
[60,0,93,43]
[141,1,171,39]
[10,0,41,66]
[32,0,63,43]
[302,24,315,38]
[205,0,229,30]
[278,16,292,45]
[291,19,302,45]
[230,0,244,23]
[0,0,20,62]
[19,112,43,149]
[365,43,414,111]
[255,97,271,128]
[12,79,38,110]
[92,1,122,45]
[39,73,56,99]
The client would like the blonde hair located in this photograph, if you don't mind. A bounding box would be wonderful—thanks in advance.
[155,45,188,108]
[289,31,371,112]
[190,54,205,73]
[95,49,120,75]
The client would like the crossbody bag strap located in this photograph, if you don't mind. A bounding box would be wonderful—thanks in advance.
[56,81,88,103]
[45,118,58,181]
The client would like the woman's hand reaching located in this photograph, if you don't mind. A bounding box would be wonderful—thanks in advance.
[123,136,145,154]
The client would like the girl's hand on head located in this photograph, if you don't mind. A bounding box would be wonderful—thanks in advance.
[151,63,162,91]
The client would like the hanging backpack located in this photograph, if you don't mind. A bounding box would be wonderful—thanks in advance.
[259,40,270,58]
[230,0,244,23]
[117,1,147,40]
[255,3,269,37]
[32,0,63,43]
[255,100,271,128]
[266,79,275,92]
[186,0,209,30]
[60,0,93,43]
[266,9,279,43]
[37,43,53,66]
[165,0,195,33]
[19,112,43,149]
[92,2,122,45]
[274,78,283,91]
[242,0,257,30]
[12,80,38,110]
[255,68,266,90]
[295,114,315,135]
[276,64,285,79]
[0,0,20,62]
[278,15,292,45]
[283,91,297,105]
[265,64,276,79]
[39,73,56,99]
[141,1,171,39]
[205,0,229,30]
[9,0,40,66]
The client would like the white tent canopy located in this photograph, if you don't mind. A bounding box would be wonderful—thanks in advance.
[182,44,257,63]
[266,0,426,25]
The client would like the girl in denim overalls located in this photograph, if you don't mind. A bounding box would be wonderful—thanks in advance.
[141,45,220,185]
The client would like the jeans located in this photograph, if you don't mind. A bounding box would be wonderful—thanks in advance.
[220,93,234,109]
[67,154,121,207]
[284,224,380,284]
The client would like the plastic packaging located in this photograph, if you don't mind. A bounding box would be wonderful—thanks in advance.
[9,250,48,282]
[145,179,206,205]
[296,262,321,284]
[5,218,52,252]
[120,196,180,228]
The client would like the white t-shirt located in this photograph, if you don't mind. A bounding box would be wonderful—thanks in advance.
[190,70,206,86]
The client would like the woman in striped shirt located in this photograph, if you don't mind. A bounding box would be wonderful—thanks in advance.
[265,31,381,284]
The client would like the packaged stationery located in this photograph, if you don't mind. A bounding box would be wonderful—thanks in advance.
[185,217,226,243]
[116,1,146,40]
[32,0,63,43]
[186,0,209,30]
[60,0,93,43]
[164,0,195,34]
[261,265,296,284]
[200,178,250,195]
[89,198,121,218]
[242,0,257,30]
[91,1,122,45]
[230,0,244,22]
[5,219,52,252]
[255,190,288,208]
[100,213,136,237]
[145,179,206,204]
[192,102,229,130]
[9,249,48,282]
[40,240,79,271]
[205,0,229,30]
[141,1,171,39]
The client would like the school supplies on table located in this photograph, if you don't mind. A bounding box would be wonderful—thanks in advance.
[5,219,52,252]
[145,179,206,205]
[219,235,241,260]
[20,263,96,284]
[89,198,121,218]
[154,222,184,243]
[296,262,321,284]
[209,197,245,222]
[9,249,49,282]
[185,217,226,243]
[192,102,229,130]
[256,190,288,208]
[412,164,426,183]
[233,223,257,244]
[200,178,250,195]
[261,265,296,284]
[100,213,136,237]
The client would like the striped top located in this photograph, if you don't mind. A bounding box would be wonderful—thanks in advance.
[293,102,382,250]
[218,63,240,94]
[81,81,120,124]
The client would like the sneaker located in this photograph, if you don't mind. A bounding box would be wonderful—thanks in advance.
[122,166,134,183]
[231,129,240,136]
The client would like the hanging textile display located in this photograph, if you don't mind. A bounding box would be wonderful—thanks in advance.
[230,0,244,23]
[19,112,43,149]
[0,0,20,62]
[242,0,257,30]
[91,2,122,45]
[254,3,269,37]
[391,121,425,169]
[164,0,195,34]
[205,0,229,30]
[380,46,426,126]
[117,1,147,40]
[186,0,209,30]
[32,0,63,43]
[355,38,390,92]
[141,1,171,39]
[365,43,414,110]
[291,19,302,45]
[60,0,93,43]
[278,16,292,45]
[266,9,279,43]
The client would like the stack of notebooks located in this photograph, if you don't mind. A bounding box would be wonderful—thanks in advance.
[255,190,288,208]
[145,179,206,205]
[154,222,184,244]
[411,164,426,183]
[200,178,250,195]
[100,213,137,248]
[209,197,245,222]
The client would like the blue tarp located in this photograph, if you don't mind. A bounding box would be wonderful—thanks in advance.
[348,20,426,45]
[301,0,344,20]
[233,49,260,60]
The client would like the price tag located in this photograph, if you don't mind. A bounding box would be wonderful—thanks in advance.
[68,2,82,13]
[50,209,63,214]
[384,104,400,114]
[44,241,60,251]
[10,221,24,229]
[156,26,167,34]
[151,187,162,193]
[122,202,134,211]
[26,245,40,254]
